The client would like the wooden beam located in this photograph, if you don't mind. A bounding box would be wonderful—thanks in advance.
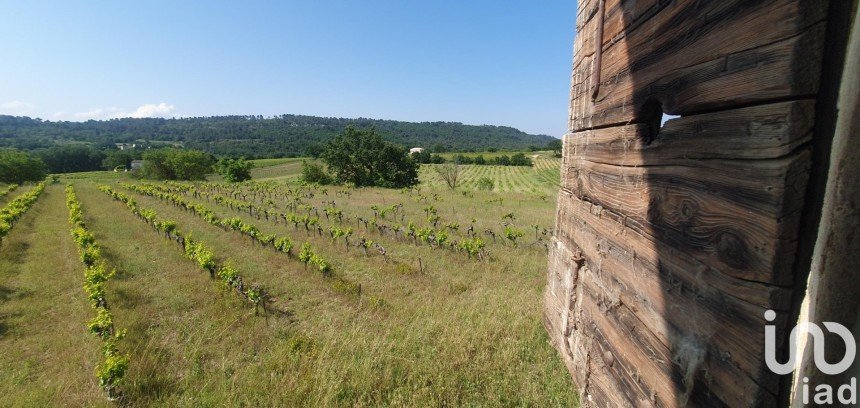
[554,192,793,395]
[561,151,809,285]
[565,100,815,164]
[569,0,827,131]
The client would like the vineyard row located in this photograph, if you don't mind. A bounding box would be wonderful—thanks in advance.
[97,185,271,313]
[158,181,493,259]
[65,185,129,401]
[119,182,390,301]
[0,182,47,245]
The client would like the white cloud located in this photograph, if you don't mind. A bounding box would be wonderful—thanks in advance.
[1,100,32,109]
[0,100,34,115]
[124,102,175,118]
[60,102,176,121]
[74,107,121,120]
[75,108,104,119]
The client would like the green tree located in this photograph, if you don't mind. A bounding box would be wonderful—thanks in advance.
[510,153,532,166]
[0,114,557,156]
[476,177,494,190]
[410,149,431,164]
[547,138,563,157]
[453,154,473,164]
[142,148,214,180]
[37,145,105,173]
[300,161,333,184]
[320,126,418,188]
[0,149,47,183]
[102,149,138,171]
[304,143,324,158]
[215,158,253,182]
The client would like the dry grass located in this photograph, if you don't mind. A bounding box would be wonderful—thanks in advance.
[0,163,577,406]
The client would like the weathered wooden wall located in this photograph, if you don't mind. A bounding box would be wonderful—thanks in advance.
[545,0,832,406]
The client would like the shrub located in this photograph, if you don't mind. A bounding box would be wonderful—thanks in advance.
[300,161,333,185]
[476,177,494,191]
[435,162,460,189]
[0,149,47,184]
[215,158,253,182]
[141,148,214,180]
[509,153,532,166]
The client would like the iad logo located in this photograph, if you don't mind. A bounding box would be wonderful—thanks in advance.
[764,310,857,405]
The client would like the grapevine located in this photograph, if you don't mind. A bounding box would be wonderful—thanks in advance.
[118,182,364,297]
[98,185,270,312]
[0,182,47,246]
[65,185,128,400]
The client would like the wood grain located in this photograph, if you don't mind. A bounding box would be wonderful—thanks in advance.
[548,0,830,405]
[571,23,826,130]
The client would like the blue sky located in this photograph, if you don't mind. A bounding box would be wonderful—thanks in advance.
[0,1,577,136]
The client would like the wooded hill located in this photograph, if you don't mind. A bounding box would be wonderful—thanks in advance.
[0,115,556,158]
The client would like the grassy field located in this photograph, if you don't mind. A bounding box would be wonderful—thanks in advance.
[250,155,561,196]
[249,157,305,169]
[0,157,574,406]
[435,150,556,160]
[420,157,560,195]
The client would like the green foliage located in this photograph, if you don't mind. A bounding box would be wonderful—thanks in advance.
[96,335,129,398]
[331,277,360,295]
[0,181,47,241]
[274,236,294,254]
[215,158,253,182]
[0,184,17,200]
[410,149,430,163]
[0,114,555,157]
[300,161,333,185]
[96,346,129,389]
[476,177,494,191]
[320,126,418,188]
[509,153,532,166]
[157,220,178,236]
[457,238,485,258]
[0,149,47,184]
[217,264,240,286]
[80,244,101,266]
[102,149,140,171]
[245,285,264,306]
[141,148,214,180]
[67,185,130,399]
[37,145,105,173]
[87,307,114,339]
[99,184,266,311]
[311,254,331,274]
[547,138,563,157]
[299,242,313,265]
[503,226,524,246]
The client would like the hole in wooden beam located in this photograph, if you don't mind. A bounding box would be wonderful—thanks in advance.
[639,98,664,145]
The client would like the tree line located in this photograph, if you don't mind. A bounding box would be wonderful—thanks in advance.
[0,125,558,187]
[0,114,556,158]
[0,146,252,184]
[410,150,534,166]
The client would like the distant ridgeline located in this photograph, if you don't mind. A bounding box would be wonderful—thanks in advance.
[0,115,555,158]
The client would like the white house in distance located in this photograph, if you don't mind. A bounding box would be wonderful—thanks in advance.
[115,143,137,150]
[409,147,424,154]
